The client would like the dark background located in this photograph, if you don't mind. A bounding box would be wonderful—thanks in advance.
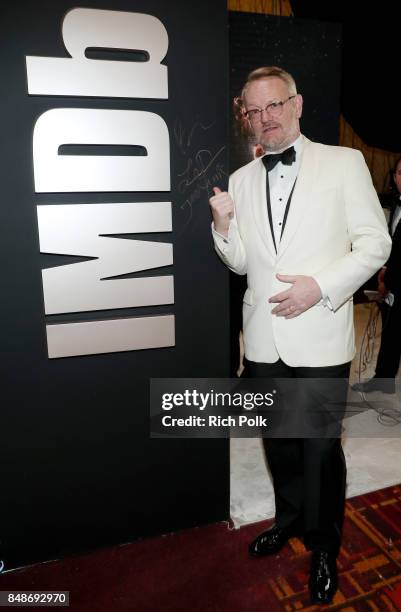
[0,0,229,569]
[291,0,401,153]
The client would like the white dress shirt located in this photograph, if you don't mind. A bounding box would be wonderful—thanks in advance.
[264,133,302,247]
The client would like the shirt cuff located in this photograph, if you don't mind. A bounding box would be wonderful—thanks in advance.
[312,276,333,311]
[385,292,395,307]
[211,221,229,243]
[320,295,333,310]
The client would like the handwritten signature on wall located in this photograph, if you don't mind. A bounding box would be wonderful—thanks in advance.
[173,118,227,232]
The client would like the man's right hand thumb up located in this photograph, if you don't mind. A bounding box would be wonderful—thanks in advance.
[209,186,234,236]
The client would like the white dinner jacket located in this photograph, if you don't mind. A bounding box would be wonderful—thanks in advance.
[212,134,392,366]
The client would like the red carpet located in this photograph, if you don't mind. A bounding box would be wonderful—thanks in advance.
[2,485,401,610]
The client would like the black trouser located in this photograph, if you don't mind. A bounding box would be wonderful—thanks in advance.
[246,357,351,557]
[375,300,401,378]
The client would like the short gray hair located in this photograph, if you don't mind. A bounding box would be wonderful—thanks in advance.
[241,66,297,99]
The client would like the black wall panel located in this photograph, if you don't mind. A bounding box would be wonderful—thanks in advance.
[0,0,229,569]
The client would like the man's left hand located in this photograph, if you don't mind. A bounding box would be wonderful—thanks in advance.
[269,274,322,318]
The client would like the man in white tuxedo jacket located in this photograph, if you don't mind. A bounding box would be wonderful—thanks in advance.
[209,66,391,605]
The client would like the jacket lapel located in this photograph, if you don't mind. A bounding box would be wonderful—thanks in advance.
[250,159,277,259]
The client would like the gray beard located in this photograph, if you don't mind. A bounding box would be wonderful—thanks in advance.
[261,128,300,153]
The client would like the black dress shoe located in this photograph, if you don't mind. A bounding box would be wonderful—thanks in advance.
[308,549,338,605]
[249,523,300,557]
[352,377,395,394]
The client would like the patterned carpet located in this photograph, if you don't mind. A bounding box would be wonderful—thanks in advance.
[267,485,401,610]
[1,485,401,610]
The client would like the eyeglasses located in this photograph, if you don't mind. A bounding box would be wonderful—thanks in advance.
[243,95,296,122]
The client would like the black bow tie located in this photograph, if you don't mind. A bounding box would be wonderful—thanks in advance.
[262,146,296,172]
